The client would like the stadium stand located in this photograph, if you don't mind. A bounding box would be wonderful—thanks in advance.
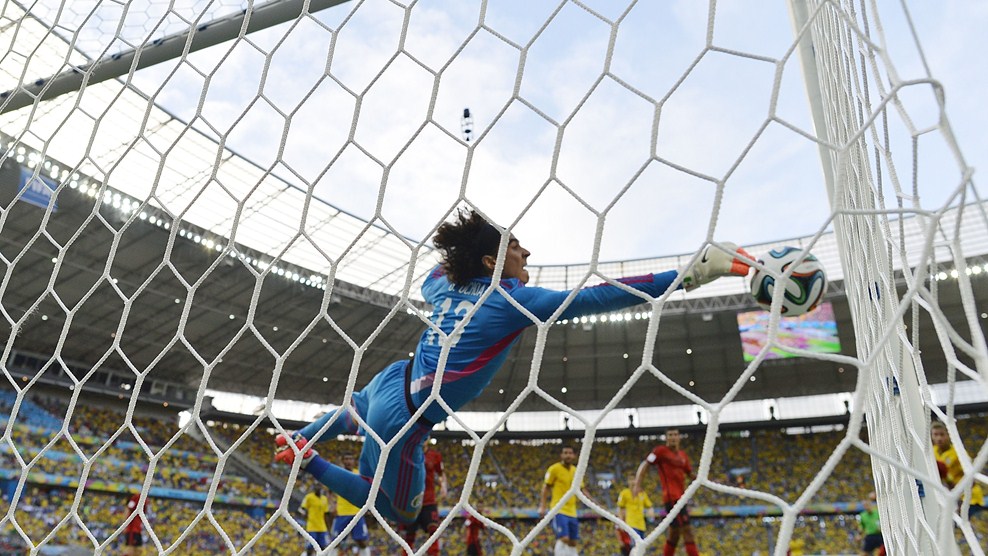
[0,485,301,554]
[1,385,986,554]
[205,413,988,554]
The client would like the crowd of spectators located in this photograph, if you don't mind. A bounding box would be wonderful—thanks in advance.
[28,396,205,456]
[195,415,987,554]
[0,393,271,501]
[1,387,985,554]
[0,485,302,554]
[384,513,862,556]
[232,430,863,511]
[1,488,985,555]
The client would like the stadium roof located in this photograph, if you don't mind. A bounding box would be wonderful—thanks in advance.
[0,1,439,300]
[5,0,988,300]
[3,113,987,413]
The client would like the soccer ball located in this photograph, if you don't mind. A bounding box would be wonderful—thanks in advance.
[749,246,827,317]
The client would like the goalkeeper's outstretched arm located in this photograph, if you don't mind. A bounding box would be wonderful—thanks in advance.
[679,242,752,291]
[514,242,751,323]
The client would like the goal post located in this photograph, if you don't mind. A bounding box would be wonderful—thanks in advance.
[788,1,977,553]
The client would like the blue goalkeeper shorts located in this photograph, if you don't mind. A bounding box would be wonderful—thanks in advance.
[356,361,432,522]
[302,361,432,523]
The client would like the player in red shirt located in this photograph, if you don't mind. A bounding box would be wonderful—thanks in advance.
[123,492,150,556]
[464,508,486,556]
[398,437,448,555]
[634,428,698,556]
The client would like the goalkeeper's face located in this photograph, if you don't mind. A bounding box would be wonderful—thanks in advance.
[501,238,531,284]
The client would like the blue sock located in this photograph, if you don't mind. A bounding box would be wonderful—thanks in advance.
[297,406,358,444]
[306,456,371,509]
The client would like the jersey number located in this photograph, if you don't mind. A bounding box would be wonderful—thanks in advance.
[427,298,475,346]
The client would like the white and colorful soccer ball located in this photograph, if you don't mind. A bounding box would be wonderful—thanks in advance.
[749,246,827,317]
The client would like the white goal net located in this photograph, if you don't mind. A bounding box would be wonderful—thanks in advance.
[0,0,985,555]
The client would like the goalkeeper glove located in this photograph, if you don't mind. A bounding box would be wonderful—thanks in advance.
[680,242,752,291]
[274,432,316,467]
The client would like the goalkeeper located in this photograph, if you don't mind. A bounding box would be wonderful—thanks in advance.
[275,210,751,523]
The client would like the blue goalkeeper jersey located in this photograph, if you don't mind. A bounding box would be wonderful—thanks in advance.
[410,266,680,422]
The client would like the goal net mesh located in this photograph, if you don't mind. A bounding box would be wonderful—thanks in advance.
[0,0,985,555]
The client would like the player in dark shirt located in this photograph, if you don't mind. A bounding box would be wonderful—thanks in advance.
[635,428,698,556]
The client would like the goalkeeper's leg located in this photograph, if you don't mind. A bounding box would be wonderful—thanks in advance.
[303,361,430,524]
[275,361,395,466]
[274,378,370,465]
[305,427,429,523]
[296,391,368,443]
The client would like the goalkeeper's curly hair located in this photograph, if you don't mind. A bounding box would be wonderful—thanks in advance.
[433,210,502,287]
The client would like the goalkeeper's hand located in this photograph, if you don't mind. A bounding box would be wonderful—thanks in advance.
[274,431,312,465]
[680,242,752,291]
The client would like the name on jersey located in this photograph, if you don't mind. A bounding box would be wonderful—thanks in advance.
[449,282,487,296]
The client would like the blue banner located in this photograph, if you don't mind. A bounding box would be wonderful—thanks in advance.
[0,419,218,464]
[17,167,58,211]
[0,469,278,509]
[0,445,220,480]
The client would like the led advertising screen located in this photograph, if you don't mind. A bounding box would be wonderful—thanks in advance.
[737,302,841,362]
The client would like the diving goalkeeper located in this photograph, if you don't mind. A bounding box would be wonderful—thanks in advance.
[275,210,751,523]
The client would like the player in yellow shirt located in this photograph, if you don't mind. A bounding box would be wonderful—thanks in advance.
[931,421,985,515]
[539,445,590,556]
[329,454,371,556]
[300,487,331,555]
[616,473,654,556]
